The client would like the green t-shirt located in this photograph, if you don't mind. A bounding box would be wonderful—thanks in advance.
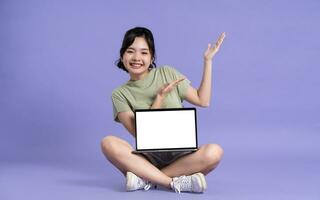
[112,66,190,122]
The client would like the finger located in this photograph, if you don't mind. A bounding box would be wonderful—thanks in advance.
[161,83,169,89]
[171,77,185,87]
[214,39,224,50]
[163,78,185,93]
[168,77,184,86]
[176,77,185,83]
[164,81,176,89]
[209,32,226,49]
[216,32,226,46]
[206,43,211,51]
[162,87,170,94]
[160,84,169,94]
[164,83,178,93]
[220,32,226,39]
[218,32,226,41]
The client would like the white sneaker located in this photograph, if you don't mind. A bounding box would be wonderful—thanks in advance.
[170,172,207,193]
[126,172,153,191]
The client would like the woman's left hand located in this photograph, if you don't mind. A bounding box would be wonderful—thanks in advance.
[204,32,226,61]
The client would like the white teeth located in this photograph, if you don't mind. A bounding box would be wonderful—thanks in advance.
[131,63,142,67]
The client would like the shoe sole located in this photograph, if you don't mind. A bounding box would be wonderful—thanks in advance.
[193,173,207,192]
[126,171,135,191]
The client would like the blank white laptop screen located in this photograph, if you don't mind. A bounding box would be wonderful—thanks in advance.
[135,109,197,150]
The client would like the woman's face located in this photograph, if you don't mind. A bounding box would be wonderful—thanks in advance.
[121,37,153,80]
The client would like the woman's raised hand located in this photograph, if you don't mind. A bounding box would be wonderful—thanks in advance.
[204,32,226,61]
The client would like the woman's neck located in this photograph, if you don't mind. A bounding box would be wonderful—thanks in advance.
[129,70,150,81]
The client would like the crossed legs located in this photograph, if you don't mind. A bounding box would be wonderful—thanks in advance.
[101,135,223,188]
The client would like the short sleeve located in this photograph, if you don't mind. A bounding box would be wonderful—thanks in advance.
[111,90,132,122]
[163,66,191,99]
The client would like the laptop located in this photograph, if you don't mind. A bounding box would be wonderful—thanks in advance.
[132,108,198,153]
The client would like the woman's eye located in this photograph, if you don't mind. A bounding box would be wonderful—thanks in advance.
[126,50,134,53]
[142,52,148,55]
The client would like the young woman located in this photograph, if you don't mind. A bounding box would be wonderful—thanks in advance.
[101,27,225,193]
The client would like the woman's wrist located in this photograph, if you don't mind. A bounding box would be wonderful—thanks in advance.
[204,57,213,63]
[156,94,165,103]
[204,58,213,68]
[151,94,165,109]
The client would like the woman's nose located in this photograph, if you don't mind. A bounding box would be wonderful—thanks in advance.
[132,53,141,61]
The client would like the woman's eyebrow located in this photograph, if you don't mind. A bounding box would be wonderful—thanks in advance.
[127,47,149,51]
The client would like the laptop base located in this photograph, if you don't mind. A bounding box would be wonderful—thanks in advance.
[132,148,197,154]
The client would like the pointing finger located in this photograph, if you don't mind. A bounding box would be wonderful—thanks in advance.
[217,32,226,46]
[172,77,185,86]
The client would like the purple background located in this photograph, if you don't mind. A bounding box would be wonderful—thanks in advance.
[1,0,319,199]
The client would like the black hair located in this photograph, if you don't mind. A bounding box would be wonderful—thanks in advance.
[116,27,156,72]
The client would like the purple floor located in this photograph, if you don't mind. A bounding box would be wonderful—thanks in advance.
[2,128,319,200]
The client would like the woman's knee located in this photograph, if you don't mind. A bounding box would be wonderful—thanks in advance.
[101,135,122,157]
[201,144,224,167]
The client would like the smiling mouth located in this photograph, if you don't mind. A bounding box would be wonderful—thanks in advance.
[130,63,143,68]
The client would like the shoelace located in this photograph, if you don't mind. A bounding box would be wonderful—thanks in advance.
[144,182,152,190]
[171,176,192,193]
[137,178,152,191]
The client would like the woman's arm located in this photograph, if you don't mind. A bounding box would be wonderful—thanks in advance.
[117,77,185,137]
[117,111,135,137]
[184,32,226,107]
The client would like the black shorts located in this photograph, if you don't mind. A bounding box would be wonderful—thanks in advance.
[141,151,193,169]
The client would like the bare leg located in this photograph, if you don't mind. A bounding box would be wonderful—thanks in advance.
[101,135,172,188]
[161,144,224,177]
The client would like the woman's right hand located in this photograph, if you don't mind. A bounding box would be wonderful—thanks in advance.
[151,77,185,109]
[158,77,185,98]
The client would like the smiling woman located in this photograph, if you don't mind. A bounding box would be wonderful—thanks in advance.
[121,37,153,80]
[116,27,156,75]
[101,27,225,193]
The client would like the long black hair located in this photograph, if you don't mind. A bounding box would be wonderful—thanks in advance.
[116,27,157,72]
